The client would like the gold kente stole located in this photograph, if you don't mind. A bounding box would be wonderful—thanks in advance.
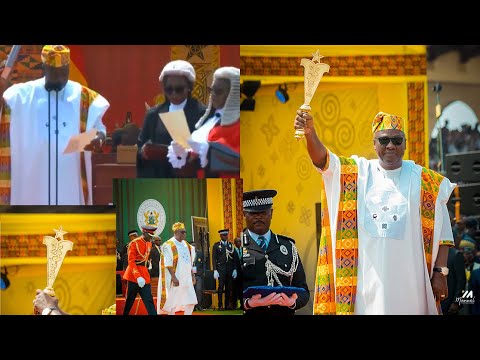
[80,86,98,205]
[0,104,11,204]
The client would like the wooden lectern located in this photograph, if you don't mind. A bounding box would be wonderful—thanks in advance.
[92,153,136,204]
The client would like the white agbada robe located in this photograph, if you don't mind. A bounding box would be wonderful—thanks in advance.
[3,78,108,205]
[318,151,455,315]
[157,238,197,314]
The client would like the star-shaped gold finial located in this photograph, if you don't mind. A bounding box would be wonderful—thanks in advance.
[53,226,68,240]
[311,49,324,63]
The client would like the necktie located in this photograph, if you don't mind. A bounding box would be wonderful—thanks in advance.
[258,236,267,251]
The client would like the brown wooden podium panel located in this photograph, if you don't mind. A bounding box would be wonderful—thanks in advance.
[93,163,136,204]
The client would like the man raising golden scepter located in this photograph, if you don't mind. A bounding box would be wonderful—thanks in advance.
[294,49,329,140]
[33,226,73,315]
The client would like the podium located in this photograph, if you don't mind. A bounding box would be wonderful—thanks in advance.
[92,153,136,204]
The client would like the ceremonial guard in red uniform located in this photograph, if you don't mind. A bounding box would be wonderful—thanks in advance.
[122,225,157,315]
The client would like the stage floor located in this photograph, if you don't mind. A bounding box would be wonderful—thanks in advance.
[116,296,242,315]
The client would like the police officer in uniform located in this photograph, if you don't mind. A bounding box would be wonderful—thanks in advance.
[122,225,157,315]
[212,229,236,310]
[242,189,309,315]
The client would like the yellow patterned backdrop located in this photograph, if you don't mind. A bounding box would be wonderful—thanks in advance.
[240,45,428,314]
[0,213,115,315]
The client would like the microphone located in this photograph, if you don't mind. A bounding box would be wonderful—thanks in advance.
[55,90,59,205]
[47,89,52,205]
[45,82,63,92]
[45,82,61,205]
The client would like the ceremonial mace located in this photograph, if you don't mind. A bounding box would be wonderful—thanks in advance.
[33,226,73,314]
[294,50,330,140]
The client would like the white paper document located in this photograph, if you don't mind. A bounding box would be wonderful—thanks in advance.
[158,110,191,149]
[63,128,97,154]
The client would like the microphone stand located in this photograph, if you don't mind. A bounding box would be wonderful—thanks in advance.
[47,90,52,205]
[45,84,61,205]
[55,91,59,205]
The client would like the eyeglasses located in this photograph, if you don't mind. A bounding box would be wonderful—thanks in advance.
[375,136,405,146]
[179,230,187,234]
[164,85,187,95]
[207,86,228,96]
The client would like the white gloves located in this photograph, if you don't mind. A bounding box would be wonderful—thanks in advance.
[232,269,237,279]
[137,276,146,288]
[167,141,189,168]
[214,270,219,279]
[187,138,209,168]
[172,141,187,156]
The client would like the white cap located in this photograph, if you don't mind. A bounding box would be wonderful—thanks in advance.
[159,60,196,83]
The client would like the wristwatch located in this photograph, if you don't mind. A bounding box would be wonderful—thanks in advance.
[41,307,57,315]
[433,267,449,276]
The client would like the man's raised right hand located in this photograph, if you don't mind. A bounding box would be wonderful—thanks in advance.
[294,110,315,135]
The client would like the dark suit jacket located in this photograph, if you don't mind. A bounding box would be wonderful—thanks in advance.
[470,266,480,315]
[149,244,161,278]
[233,246,243,273]
[194,250,206,277]
[242,231,309,315]
[441,248,467,313]
[136,97,206,178]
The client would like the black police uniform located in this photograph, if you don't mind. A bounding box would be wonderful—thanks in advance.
[232,245,243,309]
[193,250,206,310]
[212,240,234,309]
[242,230,309,315]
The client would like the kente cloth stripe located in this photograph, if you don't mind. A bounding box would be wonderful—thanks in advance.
[235,179,244,238]
[80,86,98,205]
[223,179,233,238]
[334,157,358,315]
[243,197,273,207]
[314,154,358,315]
[159,255,167,310]
[420,167,451,275]
[159,240,193,310]
[314,151,335,315]
[0,104,11,204]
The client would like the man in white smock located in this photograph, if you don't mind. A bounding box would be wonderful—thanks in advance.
[157,221,197,315]
[0,45,108,205]
[294,111,455,315]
